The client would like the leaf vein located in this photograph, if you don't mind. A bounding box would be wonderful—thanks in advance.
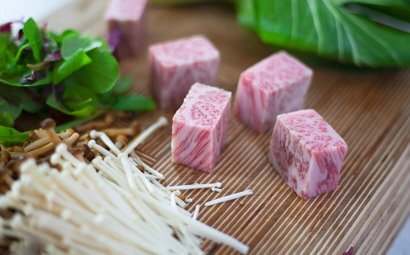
[307,0,324,54]
[322,0,361,65]
[339,10,401,65]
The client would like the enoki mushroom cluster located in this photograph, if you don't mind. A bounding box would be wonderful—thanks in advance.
[0,117,249,255]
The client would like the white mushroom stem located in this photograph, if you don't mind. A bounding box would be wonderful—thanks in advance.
[170,192,177,211]
[168,182,222,191]
[143,173,161,180]
[3,160,197,254]
[139,192,249,254]
[119,155,136,190]
[205,189,253,207]
[193,205,200,220]
[122,117,168,156]
[90,131,121,155]
[87,140,115,158]
[55,144,82,168]
[131,152,164,179]
[211,187,222,193]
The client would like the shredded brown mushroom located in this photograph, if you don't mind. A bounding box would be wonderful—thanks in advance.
[0,111,138,195]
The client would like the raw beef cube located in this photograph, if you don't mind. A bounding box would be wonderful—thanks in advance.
[269,109,348,199]
[234,51,313,133]
[149,35,220,109]
[105,0,148,58]
[172,83,231,172]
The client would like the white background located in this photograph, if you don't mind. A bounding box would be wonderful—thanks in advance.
[0,0,71,24]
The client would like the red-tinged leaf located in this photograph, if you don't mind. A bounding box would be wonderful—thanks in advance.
[108,26,122,60]
[0,22,13,33]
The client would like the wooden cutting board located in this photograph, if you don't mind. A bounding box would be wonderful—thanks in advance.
[45,1,410,254]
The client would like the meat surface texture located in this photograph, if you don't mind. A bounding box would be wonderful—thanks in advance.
[234,51,313,133]
[269,109,348,199]
[105,0,147,58]
[172,83,231,172]
[149,35,220,109]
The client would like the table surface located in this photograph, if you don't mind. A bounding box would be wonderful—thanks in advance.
[9,0,410,254]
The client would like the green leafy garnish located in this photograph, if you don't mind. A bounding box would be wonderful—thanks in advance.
[61,33,103,59]
[237,0,410,67]
[0,126,29,146]
[68,49,119,93]
[53,49,91,84]
[0,97,22,127]
[110,95,157,111]
[23,18,43,62]
[0,18,156,145]
[100,76,157,112]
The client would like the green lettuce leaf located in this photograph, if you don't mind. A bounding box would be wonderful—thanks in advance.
[48,30,78,44]
[0,33,18,71]
[23,18,43,62]
[63,83,99,111]
[0,86,43,113]
[0,112,14,127]
[110,95,156,111]
[46,93,96,118]
[0,125,29,145]
[61,34,103,59]
[0,72,51,87]
[0,97,22,126]
[53,49,92,84]
[68,49,119,93]
[112,76,133,94]
[13,43,30,64]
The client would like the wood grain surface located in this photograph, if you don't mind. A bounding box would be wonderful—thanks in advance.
[44,1,410,254]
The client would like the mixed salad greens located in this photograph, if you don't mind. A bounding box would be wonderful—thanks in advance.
[0,18,155,145]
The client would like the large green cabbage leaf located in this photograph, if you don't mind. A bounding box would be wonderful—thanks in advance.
[238,0,410,67]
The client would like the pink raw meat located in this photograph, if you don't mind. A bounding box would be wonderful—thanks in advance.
[234,51,313,133]
[172,83,231,172]
[105,0,147,58]
[149,35,220,109]
[269,109,348,199]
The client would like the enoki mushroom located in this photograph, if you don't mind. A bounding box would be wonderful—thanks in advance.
[0,117,249,255]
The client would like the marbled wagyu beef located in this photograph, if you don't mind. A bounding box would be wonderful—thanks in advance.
[269,109,348,199]
[149,35,220,109]
[172,83,231,172]
[106,0,147,58]
[234,51,313,133]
